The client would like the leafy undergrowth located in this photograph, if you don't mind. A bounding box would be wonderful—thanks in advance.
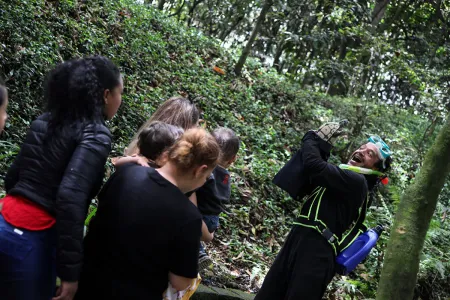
[0,0,449,298]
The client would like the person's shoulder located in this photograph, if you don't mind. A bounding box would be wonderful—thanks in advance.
[214,165,230,176]
[110,165,156,192]
[341,169,367,186]
[348,171,370,194]
[342,168,364,178]
[126,163,154,176]
[83,121,111,136]
[79,122,112,146]
[182,202,202,225]
[30,113,50,131]
[115,163,151,179]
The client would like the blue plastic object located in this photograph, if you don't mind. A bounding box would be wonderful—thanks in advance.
[336,225,384,275]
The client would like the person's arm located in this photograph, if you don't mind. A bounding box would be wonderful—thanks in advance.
[55,125,112,283]
[169,218,202,291]
[201,221,214,242]
[302,131,364,192]
[112,154,149,167]
[188,192,214,242]
[169,272,196,292]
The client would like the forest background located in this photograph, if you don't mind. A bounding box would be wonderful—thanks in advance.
[0,0,449,299]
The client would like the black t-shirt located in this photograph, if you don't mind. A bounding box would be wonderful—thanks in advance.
[196,166,231,215]
[78,164,202,300]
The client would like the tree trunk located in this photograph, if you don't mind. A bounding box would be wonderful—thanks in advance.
[167,0,186,19]
[371,0,391,27]
[157,0,165,10]
[234,0,272,75]
[273,42,285,71]
[376,115,450,300]
[218,16,244,41]
[187,0,203,27]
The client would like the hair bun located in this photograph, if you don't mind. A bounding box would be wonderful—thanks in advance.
[168,128,219,171]
[174,140,195,167]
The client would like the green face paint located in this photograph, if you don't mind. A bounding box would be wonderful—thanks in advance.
[339,164,384,177]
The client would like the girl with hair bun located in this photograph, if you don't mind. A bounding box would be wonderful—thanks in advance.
[0,56,123,300]
[76,128,219,300]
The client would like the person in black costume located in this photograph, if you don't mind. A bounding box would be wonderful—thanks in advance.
[256,122,392,300]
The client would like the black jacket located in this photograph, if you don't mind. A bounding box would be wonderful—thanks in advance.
[273,131,332,201]
[197,166,231,216]
[5,113,112,281]
[274,131,368,238]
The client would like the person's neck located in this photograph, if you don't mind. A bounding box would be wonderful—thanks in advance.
[218,160,230,169]
[156,162,192,193]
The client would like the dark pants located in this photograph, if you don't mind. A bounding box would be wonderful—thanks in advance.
[255,226,336,300]
[0,214,57,300]
[200,215,219,254]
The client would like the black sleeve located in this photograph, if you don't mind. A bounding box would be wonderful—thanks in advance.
[55,125,112,281]
[169,217,202,278]
[302,131,365,193]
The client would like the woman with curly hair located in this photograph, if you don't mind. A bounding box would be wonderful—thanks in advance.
[0,56,123,300]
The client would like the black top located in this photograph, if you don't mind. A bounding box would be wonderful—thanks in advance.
[80,164,202,299]
[4,113,111,281]
[299,131,368,238]
[197,166,231,215]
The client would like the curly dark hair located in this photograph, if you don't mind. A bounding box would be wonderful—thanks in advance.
[0,76,6,107]
[376,156,393,173]
[45,56,121,131]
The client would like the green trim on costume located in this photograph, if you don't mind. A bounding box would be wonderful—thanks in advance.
[315,188,326,220]
[339,164,384,177]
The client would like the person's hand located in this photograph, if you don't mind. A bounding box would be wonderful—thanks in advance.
[315,119,349,144]
[135,155,150,167]
[110,156,119,165]
[53,281,78,300]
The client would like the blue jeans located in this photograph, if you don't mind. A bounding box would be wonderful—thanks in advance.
[203,215,219,233]
[0,214,57,300]
[200,215,219,255]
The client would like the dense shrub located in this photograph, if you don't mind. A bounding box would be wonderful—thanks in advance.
[0,0,448,298]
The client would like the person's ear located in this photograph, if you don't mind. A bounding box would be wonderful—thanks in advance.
[156,151,169,166]
[194,164,208,178]
[103,89,111,105]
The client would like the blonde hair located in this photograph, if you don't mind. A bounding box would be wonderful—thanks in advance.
[125,97,199,155]
[168,128,219,172]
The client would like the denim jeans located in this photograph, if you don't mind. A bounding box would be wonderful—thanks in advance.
[0,214,57,300]
[200,215,219,255]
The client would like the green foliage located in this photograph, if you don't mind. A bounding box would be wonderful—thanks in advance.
[0,1,448,299]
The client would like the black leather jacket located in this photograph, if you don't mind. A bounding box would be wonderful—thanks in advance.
[5,113,112,281]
